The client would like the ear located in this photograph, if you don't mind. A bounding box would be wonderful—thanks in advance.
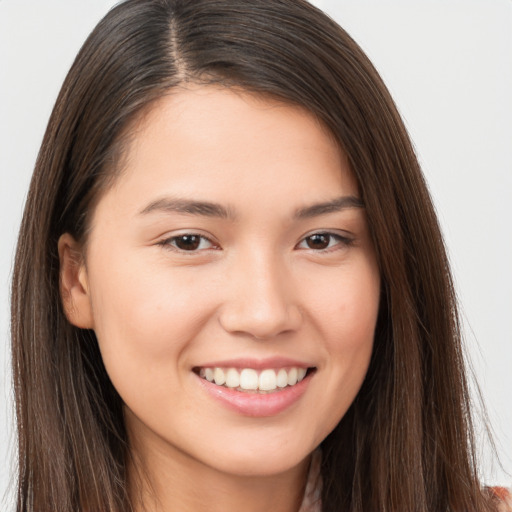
[58,233,94,329]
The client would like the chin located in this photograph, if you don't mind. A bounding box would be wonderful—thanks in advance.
[198,435,317,478]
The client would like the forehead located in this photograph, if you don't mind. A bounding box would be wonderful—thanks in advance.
[92,85,358,223]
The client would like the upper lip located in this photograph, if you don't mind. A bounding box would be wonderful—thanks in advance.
[193,357,314,370]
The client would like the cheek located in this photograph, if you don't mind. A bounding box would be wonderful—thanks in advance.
[305,258,379,432]
[327,268,379,368]
[86,253,218,380]
[306,257,380,348]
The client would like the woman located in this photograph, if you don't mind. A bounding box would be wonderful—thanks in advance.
[10,0,510,511]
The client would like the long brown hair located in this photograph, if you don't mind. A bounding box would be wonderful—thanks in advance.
[11,0,496,510]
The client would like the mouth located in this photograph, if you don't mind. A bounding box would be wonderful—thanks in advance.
[193,366,316,394]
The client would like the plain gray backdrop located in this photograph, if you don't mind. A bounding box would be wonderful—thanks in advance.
[1,0,511,506]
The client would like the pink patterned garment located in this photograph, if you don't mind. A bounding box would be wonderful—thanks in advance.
[297,450,322,512]
[490,486,512,512]
[298,451,512,512]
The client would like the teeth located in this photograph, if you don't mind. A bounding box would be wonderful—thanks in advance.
[225,368,240,388]
[213,368,226,386]
[240,369,258,390]
[199,366,311,392]
[287,367,298,386]
[276,368,288,388]
[259,369,277,391]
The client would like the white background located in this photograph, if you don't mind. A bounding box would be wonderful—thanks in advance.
[1,0,511,506]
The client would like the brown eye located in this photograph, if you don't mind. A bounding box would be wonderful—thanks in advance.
[161,234,215,252]
[174,235,201,251]
[297,232,353,252]
[305,233,331,250]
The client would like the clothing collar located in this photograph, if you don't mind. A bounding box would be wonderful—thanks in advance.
[298,449,322,512]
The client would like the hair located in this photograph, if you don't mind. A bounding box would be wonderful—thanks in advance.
[11,0,497,511]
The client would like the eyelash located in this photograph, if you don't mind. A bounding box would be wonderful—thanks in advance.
[157,231,354,254]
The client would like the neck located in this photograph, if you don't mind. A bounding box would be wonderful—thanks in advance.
[128,435,311,512]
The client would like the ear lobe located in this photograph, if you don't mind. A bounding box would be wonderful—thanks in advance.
[58,233,94,329]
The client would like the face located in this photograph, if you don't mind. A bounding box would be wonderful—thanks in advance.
[61,86,380,479]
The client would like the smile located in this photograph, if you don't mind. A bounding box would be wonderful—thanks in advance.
[196,366,311,393]
[195,364,316,417]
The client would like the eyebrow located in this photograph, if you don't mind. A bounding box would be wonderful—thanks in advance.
[293,195,364,218]
[139,197,234,219]
[138,195,364,220]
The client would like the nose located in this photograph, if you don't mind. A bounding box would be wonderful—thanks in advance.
[218,251,303,340]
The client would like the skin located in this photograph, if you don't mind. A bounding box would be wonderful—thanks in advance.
[59,86,381,512]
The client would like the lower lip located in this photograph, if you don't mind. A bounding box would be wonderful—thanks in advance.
[196,372,313,417]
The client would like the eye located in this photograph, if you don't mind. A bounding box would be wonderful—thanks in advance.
[297,232,352,251]
[159,234,216,252]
